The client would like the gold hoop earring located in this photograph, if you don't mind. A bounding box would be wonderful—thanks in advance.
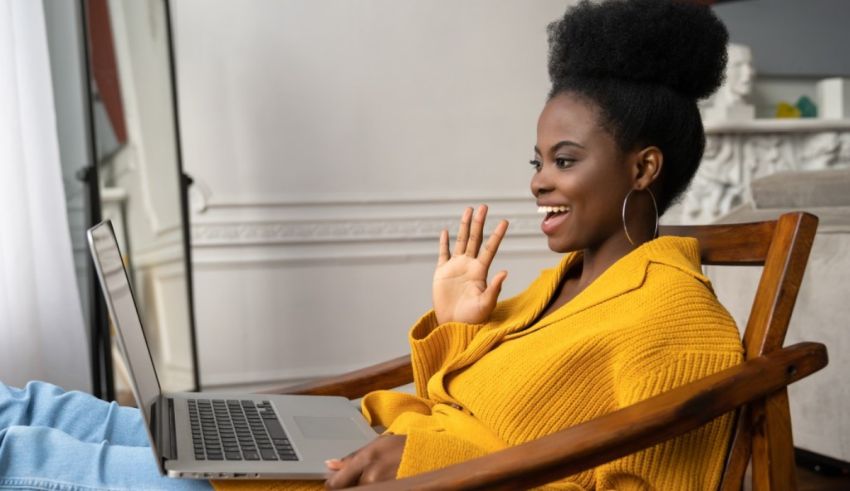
[621,188,659,246]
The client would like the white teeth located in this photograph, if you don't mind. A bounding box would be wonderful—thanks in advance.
[537,206,570,214]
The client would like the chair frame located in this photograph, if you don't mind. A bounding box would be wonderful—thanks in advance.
[265,211,825,491]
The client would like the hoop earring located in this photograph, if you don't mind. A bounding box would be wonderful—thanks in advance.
[622,188,659,246]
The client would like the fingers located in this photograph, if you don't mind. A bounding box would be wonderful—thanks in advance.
[477,219,509,268]
[437,229,450,266]
[325,454,363,489]
[450,205,505,261]
[464,205,487,257]
[325,435,405,488]
[453,207,473,256]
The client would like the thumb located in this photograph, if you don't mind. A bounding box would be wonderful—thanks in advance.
[482,270,507,305]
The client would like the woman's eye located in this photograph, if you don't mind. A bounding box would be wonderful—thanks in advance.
[555,158,576,169]
[529,159,542,171]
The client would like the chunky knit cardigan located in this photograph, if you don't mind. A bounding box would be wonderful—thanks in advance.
[214,236,744,491]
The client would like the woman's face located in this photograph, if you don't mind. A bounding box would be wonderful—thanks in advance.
[531,92,636,254]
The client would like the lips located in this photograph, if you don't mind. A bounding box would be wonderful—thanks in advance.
[538,205,571,235]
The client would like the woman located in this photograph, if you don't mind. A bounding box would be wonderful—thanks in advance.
[313,1,740,488]
[0,1,741,489]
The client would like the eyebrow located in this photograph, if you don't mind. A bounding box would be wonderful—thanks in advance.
[533,140,586,156]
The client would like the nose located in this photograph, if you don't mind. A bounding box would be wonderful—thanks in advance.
[530,164,554,198]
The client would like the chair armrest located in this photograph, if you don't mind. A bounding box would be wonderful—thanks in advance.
[354,342,828,491]
[259,355,413,399]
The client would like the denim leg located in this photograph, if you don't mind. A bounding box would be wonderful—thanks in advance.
[0,381,147,447]
[0,381,212,490]
[0,425,211,490]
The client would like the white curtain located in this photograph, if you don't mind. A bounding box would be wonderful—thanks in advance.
[0,0,90,392]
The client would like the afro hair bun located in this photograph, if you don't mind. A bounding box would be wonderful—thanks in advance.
[548,0,729,100]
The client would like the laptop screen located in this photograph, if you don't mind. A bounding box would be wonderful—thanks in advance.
[87,221,162,435]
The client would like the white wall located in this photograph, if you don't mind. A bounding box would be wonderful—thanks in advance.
[172,0,573,388]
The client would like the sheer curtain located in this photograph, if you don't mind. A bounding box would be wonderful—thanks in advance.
[0,0,90,392]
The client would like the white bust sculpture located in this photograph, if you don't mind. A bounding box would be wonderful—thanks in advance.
[704,43,756,123]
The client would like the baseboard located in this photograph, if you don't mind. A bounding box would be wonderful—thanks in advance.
[795,447,850,476]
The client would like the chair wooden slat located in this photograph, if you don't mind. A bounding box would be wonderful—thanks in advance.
[743,213,818,356]
[660,221,777,265]
[719,407,753,491]
[751,390,798,491]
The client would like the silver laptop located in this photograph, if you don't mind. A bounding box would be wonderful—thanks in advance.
[87,220,377,479]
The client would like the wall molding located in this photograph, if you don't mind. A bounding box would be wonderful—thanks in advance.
[191,215,542,246]
[189,194,552,265]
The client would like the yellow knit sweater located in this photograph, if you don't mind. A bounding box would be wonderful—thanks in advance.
[214,236,743,490]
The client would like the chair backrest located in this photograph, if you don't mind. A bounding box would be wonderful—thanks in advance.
[660,211,819,491]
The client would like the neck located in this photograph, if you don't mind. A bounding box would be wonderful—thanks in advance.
[576,234,635,292]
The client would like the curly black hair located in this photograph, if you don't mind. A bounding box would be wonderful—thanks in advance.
[547,0,728,214]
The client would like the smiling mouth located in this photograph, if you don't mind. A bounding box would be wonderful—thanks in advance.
[538,206,571,234]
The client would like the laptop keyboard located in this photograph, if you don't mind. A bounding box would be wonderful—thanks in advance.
[188,399,298,462]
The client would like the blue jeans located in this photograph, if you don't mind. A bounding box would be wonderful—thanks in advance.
[0,381,212,490]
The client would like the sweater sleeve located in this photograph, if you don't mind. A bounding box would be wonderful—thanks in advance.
[407,310,484,399]
[384,404,502,478]
[396,426,490,477]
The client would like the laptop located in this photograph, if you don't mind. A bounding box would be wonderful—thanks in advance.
[87,220,377,479]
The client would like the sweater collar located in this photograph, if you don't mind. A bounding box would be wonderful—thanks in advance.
[503,235,710,338]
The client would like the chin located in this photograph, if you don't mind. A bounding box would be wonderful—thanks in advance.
[546,236,579,254]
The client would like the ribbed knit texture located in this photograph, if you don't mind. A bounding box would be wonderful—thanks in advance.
[213,236,743,490]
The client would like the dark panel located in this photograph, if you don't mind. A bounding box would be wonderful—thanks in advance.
[714,0,850,77]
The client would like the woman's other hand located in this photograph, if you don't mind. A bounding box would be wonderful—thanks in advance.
[324,434,406,488]
[433,205,509,325]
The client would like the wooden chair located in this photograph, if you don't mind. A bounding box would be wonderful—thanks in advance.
[266,211,827,490]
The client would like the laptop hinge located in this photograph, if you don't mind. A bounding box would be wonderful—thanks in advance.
[153,396,178,461]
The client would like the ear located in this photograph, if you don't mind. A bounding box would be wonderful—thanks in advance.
[631,146,663,191]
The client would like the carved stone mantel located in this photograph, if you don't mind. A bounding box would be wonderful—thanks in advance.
[678,119,850,225]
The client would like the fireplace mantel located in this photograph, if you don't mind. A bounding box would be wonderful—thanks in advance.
[676,118,850,225]
[705,119,850,134]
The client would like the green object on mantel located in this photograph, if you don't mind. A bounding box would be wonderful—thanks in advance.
[774,96,818,119]
[796,96,817,118]
[776,101,801,118]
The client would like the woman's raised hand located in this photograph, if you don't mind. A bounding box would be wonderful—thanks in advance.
[433,205,509,325]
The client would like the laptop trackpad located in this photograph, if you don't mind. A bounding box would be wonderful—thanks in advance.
[294,416,365,440]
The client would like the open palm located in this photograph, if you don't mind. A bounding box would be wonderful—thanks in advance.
[433,205,509,325]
